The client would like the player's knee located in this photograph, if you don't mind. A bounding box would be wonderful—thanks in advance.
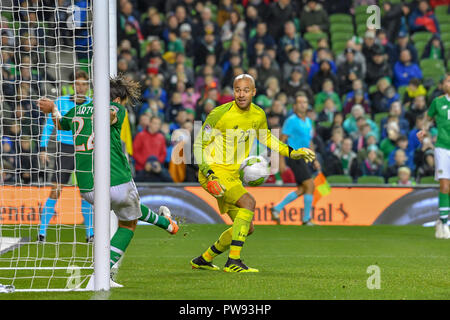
[237,193,256,211]
[246,195,256,211]
[303,179,314,194]
[440,181,450,194]
[119,219,138,231]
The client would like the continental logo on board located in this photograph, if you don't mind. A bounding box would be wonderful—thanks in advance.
[253,202,349,224]
[185,186,415,226]
[0,186,84,225]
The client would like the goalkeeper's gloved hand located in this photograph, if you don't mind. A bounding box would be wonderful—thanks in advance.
[206,171,226,197]
[290,148,316,163]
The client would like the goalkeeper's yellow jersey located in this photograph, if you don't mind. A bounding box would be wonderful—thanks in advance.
[194,101,292,175]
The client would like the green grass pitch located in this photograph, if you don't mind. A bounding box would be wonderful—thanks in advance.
[1,224,449,300]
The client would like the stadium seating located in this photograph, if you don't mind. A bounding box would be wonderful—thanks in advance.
[330,24,354,35]
[304,32,328,49]
[357,176,385,184]
[326,175,353,184]
[412,31,433,43]
[388,176,399,184]
[420,59,446,84]
[419,176,438,184]
[374,112,389,127]
[329,14,352,24]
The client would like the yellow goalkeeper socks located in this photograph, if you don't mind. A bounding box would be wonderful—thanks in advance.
[202,227,232,262]
[229,208,254,260]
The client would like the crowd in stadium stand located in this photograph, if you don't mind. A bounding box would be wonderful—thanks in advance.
[1,0,449,186]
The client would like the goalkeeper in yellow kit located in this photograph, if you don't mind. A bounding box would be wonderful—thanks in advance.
[190,74,315,272]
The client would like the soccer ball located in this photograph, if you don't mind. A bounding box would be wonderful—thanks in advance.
[239,156,270,186]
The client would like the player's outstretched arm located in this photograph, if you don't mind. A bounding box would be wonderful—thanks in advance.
[258,124,316,163]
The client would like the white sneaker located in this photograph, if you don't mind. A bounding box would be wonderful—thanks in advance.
[158,206,172,219]
[435,219,450,239]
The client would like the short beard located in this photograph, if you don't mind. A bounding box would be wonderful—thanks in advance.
[236,100,251,109]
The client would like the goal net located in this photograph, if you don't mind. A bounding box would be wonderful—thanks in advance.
[0,0,95,291]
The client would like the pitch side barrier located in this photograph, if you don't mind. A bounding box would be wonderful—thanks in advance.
[0,183,438,226]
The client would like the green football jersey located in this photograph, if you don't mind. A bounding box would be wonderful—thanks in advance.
[59,101,133,193]
[428,95,450,150]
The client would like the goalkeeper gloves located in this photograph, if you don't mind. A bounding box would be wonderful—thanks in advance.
[290,148,316,163]
[206,170,226,197]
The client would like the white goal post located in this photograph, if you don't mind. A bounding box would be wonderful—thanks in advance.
[0,0,114,292]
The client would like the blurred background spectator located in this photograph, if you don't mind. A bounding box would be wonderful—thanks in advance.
[1,0,449,185]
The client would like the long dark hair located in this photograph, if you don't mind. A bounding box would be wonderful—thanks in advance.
[110,73,141,106]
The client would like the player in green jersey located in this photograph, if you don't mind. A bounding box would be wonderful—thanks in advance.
[417,73,450,239]
[38,75,179,284]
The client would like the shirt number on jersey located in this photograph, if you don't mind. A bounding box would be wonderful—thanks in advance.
[73,117,94,151]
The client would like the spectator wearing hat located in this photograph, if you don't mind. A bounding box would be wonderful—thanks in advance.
[311,59,338,94]
[393,49,422,88]
[362,30,384,63]
[179,23,195,58]
[282,66,314,105]
[337,47,365,95]
[336,39,367,78]
[390,31,419,66]
[299,0,330,34]
[365,45,393,87]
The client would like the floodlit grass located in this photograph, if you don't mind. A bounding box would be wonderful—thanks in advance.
[1,224,449,300]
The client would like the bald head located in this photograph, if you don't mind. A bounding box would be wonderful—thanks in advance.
[233,74,256,110]
[233,74,256,89]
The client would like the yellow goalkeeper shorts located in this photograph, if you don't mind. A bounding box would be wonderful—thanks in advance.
[198,169,248,214]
